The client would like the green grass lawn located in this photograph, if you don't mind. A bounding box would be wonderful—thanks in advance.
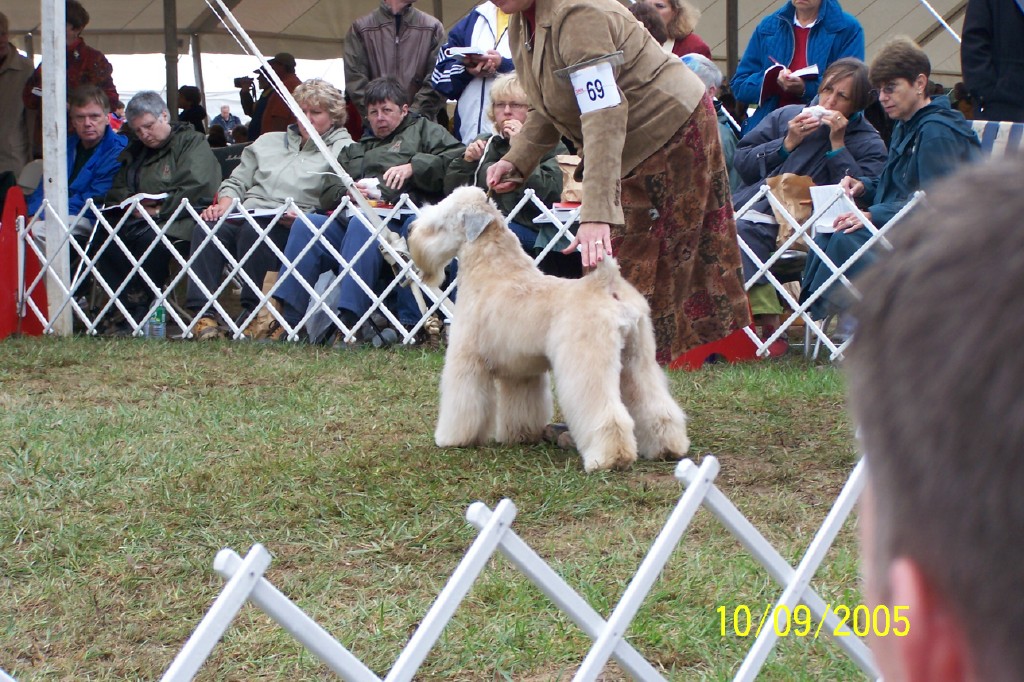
[0,337,864,680]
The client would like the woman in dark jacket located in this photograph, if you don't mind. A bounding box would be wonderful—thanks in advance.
[733,58,887,336]
[801,37,982,321]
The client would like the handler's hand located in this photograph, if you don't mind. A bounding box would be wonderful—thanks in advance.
[486,159,524,194]
[563,221,612,268]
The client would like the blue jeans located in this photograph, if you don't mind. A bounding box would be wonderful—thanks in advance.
[274,213,390,327]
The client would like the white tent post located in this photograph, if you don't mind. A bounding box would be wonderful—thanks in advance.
[164,0,179,117]
[42,0,70,335]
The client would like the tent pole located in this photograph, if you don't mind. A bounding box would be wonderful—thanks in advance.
[726,0,738,79]
[42,0,71,335]
[164,0,179,120]
[191,33,207,126]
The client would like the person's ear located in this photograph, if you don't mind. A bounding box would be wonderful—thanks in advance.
[401,104,409,116]
[915,74,928,95]
[887,557,971,682]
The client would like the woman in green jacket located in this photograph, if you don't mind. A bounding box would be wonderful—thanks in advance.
[98,91,220,334]
[444,73,576,277]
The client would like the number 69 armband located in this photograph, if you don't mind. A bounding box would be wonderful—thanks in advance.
[557,52,625,115]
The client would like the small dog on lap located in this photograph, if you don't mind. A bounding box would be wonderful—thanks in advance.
[407,186,690,472]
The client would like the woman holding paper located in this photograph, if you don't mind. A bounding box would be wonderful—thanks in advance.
[731,58,886,345]
[730,0,864,134]
[185,79,354,340]
[800,37,981,323]
[485,0,750,363]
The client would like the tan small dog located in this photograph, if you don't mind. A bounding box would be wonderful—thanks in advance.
[408,186,690,472]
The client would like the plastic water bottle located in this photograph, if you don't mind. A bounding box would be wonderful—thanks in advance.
[147,304,166,339]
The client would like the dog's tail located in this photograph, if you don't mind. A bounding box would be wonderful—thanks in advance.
[588,257,651,313]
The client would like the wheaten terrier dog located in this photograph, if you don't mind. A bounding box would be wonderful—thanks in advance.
[407,186,690,472]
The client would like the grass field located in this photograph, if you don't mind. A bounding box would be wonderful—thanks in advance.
[0,337,865,680]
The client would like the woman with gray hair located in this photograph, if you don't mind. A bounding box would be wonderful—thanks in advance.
[186,78,355,339]
[97,90,220,335]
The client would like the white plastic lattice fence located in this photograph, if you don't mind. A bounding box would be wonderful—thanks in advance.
[15,185,915,360]
[150,456,873,681]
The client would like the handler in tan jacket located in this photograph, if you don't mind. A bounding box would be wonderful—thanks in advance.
[486,0,750,362]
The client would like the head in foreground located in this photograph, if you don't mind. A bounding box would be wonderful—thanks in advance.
[847,157,1024,682]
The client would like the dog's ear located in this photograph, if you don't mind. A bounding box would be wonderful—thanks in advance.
[463,209,493,242]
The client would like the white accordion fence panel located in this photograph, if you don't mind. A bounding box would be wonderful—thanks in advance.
[153,456,874,681]
[16,187,918,360]
[16,191,579,346]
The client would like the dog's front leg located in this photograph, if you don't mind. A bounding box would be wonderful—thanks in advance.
[494,374,553,443]
[435,352,496,446]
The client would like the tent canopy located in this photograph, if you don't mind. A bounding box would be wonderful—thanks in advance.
[8,0,967,82]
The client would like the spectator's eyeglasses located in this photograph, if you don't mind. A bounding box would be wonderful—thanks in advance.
[869,82,902,99]
[493,101,529,111]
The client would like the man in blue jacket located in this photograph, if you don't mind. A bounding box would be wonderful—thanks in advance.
[730,0,863,134]
[27,84,127,226]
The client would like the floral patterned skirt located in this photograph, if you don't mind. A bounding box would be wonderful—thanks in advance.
[617,93,751,364]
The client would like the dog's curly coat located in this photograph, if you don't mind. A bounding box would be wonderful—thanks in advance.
[408,186,690,472]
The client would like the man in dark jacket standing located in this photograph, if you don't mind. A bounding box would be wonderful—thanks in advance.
[961,0,1024,122]
[344,0,447,122]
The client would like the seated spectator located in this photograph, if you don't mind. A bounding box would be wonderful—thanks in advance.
[231,124,249,144]
[641,0,711,57]
[848,158,1024,682]
[206,124,228,148]
[730,0,864,134]
[177,85,207,134]
[266,77,463,345]
[185,79,354,340]
[800,37,981,324]
[210,105,241,133]
[430,1,514,145]
[681,53,744,190]
[26,84,127,223]
[444,74,576,277]
[731,57,886,342]
[95,91,220,334]
[22,0,118,159]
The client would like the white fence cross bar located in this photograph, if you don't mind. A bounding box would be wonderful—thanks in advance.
[464,502,666,681]
[675,458,876,679]
[213,548,383,682]
[573,455,721,681]
[161,543,273,681]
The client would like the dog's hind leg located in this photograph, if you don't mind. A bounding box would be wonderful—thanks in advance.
[621,316,690,461]
[435,353,496,447]
[494,373,553,443]
[551,345,638,472]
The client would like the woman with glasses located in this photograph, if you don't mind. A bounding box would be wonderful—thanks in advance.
[800,37,981,322]
[485,0,750,365]
[445,74,575,276]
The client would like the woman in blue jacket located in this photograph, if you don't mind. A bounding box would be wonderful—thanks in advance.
[800,37,982,321]
[730,0,864,134]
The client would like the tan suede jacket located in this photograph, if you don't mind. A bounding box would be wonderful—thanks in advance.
[502,0,706,225]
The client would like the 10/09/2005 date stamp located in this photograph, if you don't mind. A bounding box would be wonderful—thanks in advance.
[717,604,909,638]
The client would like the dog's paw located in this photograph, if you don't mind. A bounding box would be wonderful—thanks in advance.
[582,448,637,473]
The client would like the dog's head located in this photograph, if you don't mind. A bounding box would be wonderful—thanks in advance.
[407,186,504,287]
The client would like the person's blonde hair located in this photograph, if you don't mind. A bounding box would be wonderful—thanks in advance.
[486,74,528,127]
[0,11,9,34]
[293,78,348,126]
[664,0,701,40]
